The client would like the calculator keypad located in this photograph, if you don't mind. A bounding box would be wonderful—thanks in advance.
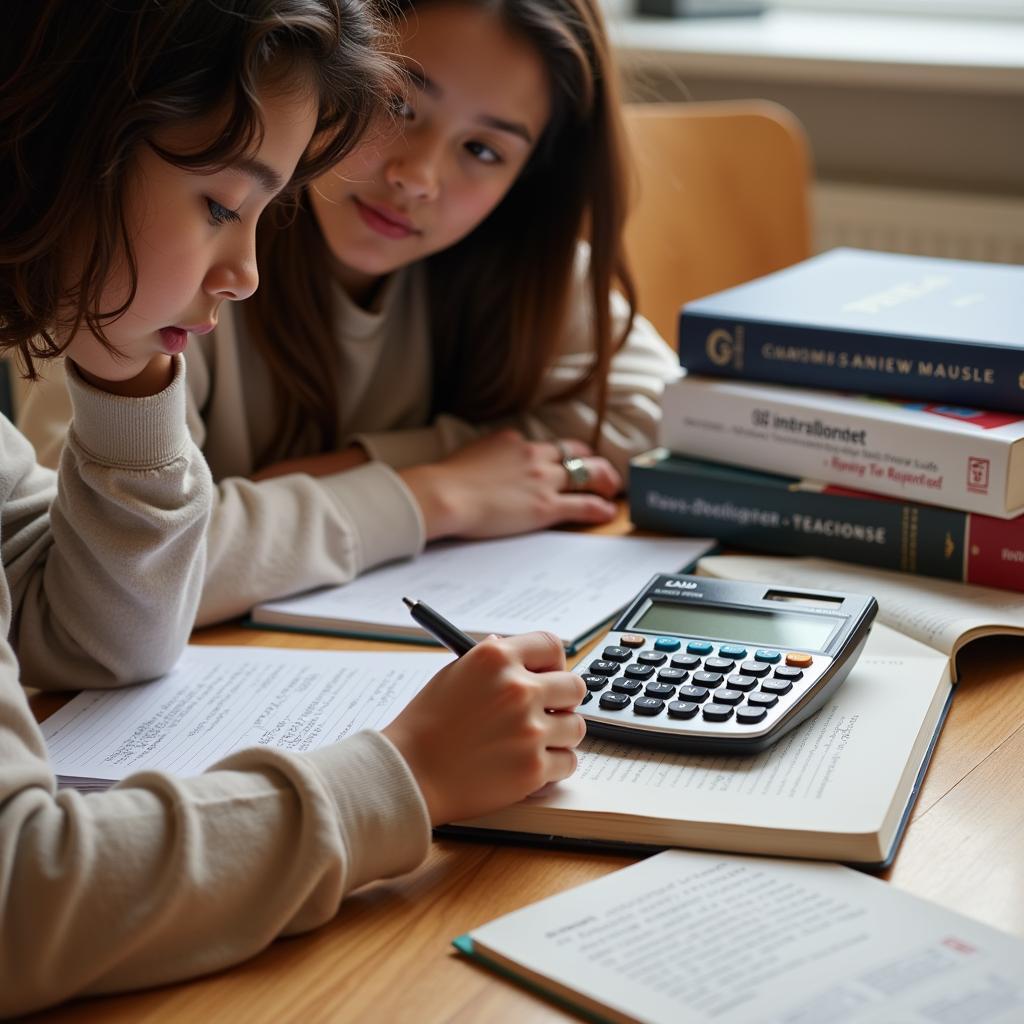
[579,632,832,741]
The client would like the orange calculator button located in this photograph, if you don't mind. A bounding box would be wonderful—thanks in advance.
[785,652,813,668]
[620,634,646,648]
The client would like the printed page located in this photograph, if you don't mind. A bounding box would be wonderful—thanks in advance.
[464,625,950,849]
[254,532,715,644]
[468,848,1024,1024]
[41,647,450,788]
[696,554,1024,664]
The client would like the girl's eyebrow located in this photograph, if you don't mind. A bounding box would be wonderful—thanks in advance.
[402,63,534,145]
[231,156,285,195]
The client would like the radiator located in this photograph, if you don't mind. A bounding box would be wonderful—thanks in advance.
[813,182,1024,265]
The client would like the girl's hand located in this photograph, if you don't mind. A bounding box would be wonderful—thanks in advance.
[398,429,622,541]
[382,632,587,825]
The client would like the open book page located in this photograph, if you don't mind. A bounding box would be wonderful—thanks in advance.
[40,647,450,790]
[696,554,1024,670]
[461,626,951,860]
[462,848,1024,1024]
[252,532,715,647]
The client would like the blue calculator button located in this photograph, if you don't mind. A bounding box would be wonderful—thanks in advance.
[687,640,714,655]
[654,636,681,652]
[754,649,781,663]
[719,644,748,659]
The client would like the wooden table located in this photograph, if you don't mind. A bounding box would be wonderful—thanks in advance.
[29,519,1024,1023]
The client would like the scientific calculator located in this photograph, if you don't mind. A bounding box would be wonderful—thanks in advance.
[578,573,877,753]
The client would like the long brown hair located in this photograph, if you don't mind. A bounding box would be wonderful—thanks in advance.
[0,0,397,377]
[246,0,637,464]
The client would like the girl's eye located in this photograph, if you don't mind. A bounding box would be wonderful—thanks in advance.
[465,140,501,165]
[391,95,415,120]
[206,198,240,226]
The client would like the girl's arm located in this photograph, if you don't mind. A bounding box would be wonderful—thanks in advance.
[0,635,431,1017]
[355,246,682,480]
[6,357,211,689]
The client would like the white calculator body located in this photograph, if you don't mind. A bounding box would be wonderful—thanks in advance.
[578,574,877,753]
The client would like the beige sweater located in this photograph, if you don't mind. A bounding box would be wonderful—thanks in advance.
[19,253,681,625]
[2,361,430,1017]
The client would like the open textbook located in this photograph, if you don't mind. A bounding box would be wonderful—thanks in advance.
[695,554,1024,679]
[41,628,950,866]
[250,532,715,653]
[456,848,1024,1024]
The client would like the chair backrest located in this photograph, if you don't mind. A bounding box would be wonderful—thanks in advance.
[622,100,813,345]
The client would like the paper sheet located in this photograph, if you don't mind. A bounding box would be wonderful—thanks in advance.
[253,532,716,645]
[41,646,451,787]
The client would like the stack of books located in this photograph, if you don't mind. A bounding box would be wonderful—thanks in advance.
[631,247,1024,592]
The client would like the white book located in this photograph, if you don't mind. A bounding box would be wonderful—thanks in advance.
[456,848,1024,1024]
[695,553,1024,678]
[250,532,716,653]
[659,375,1024,517]
[446,624,951,867]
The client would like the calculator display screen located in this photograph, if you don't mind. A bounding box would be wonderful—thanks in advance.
[632,602,838,650]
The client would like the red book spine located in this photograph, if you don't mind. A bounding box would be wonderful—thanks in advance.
[965,514,1024,592]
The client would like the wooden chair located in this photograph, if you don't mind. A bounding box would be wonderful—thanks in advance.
[623,101,814,345]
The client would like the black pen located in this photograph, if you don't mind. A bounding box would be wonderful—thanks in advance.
[402,597,477,656]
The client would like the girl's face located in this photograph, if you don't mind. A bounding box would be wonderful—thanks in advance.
[309,3,552,301]
[64,85,319,382]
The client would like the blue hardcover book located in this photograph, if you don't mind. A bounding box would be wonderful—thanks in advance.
[678,248,1024,411]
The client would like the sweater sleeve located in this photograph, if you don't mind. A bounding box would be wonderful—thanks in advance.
[356,247,682,479]
[7,358,212,689]
[196,462,425,625]
[0,649,430,1016]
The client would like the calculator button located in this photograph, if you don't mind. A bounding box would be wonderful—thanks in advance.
[687,640,714,655]
[761,679,793,696]
[739,661,771,678]
[657,668,688,684]
[599,692,631,711]
[670,654,701,671]
[754,649,781,663]
[588,660,619,676]
[619,634,646,648]
[725,674,756,692]
[704,657,735,674]
[786,652,814,668]
[736,706,767,724]
[667,700,700,719]
[581,691,593,705]
[634,696,665,716]
[719,644,748,659]
[601,646,633,662]
[612,678,643,696]
[692,671,724,688]
[645,682,676,699]
[677,685,710,703]
[654,637,681,652]
[747,692,778,708]
[582,674,609,692]
[702,703,734,722]
[774,666,804,682]
[713,688,744,705]
[624,664,655,681]
[637,651,668,666]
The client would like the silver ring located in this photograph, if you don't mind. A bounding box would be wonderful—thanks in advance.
[562,455,591,491]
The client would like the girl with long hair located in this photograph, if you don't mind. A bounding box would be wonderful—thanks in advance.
[1,2,584,1013]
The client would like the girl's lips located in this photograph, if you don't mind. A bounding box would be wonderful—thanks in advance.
[353,197,417,240]
[158,327,189,355]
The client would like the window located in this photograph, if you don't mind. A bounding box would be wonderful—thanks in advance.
[767,0,1024,20]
